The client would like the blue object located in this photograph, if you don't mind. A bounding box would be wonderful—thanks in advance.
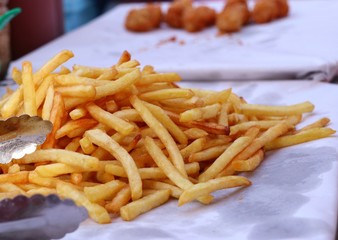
[63,0,101,32]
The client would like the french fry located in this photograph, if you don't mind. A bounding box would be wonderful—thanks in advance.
[95,69,141,99]
[113,109,143,122]
[144,102,188,145]
[69,107,88,120]
[56,181,111,224]
[178,176,251,206]
[265,127,336,151]
[184,128,208,139]
[91,147,112,160]
[189,144,229,163]
[56,74,111,86]
[131,96,187,177]
[166,110,229,135]
[105,162,200,180]
[232,149,265,171]
[87,103,134,135]
[198,136,252,182]
[73,64,113,78]
[144,136,194,189]
[1,86,23,118]
[180,137,206,159]
[120,189,171,221]
[59,66,71,74]
[97,67,118,80]
[240,101,315,116]
[55,119,97,139]
[203,89,232,105]
[27,187,57,196]
[293,117,330,134]
[138,73,181,85]
[80,136,97,154]
[161,96,204,109]
[0,171,29,184]
[180,103,221,122]
[139,88,193,101]
[203,136,232,148]
[16,183,41,191]
[56,85,96,98]
[35,75,53,109]
[138,82,175,93]
[34,50,74,86]
[105,100,118,113]
[0,182,26,195]
[143,180,183,199]
[63,96,95,111]
[7,164,20,173]
[96,170,115,183]
[17,149,99,170]
[218,103,230,126]
[141,65,155,75]
[41,84,55,120]
[84,180,125,202]
[117,50,131,65]
[28,171,59,188]
[228,93,243,113]
[218,122,291,177]
[84,129,143,201]
[11,67,22,85]
[0,95,9,110]
[65,137,81,151]
[70,172,83,185]
[42,92,65,148]
[34,163,82,177]
[118,60,140,70]
[143,137,213,204]
[230,120,282,135]
[234,122,290,161]
[105,185,132,213]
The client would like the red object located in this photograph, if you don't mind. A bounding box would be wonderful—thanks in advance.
[8,0,64,60]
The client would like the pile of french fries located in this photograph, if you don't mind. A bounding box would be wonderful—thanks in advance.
[0,50,335,223]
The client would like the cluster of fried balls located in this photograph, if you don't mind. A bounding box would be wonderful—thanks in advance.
[125,0,289,33]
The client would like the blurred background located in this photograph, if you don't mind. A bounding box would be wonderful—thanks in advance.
[0,0,171,80]
[7,0,165,60]
[7,0,125,61]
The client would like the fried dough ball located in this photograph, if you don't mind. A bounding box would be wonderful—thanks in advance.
[182,6,216,32]
[165,0,193,28]
[275,0,289,18]
[216,0,250,33]
[252,0,289,24]
[195,6,216,27]
[125,4,162,32]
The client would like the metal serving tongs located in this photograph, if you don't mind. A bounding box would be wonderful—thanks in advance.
[0,115,88,239]
[0,194,88,240]
[0,115,52,164]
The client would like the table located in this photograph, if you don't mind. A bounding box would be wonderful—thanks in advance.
[8,0,338,81]
[2,1,338,239]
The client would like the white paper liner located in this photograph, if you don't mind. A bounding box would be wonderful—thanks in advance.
[60,80,338,240]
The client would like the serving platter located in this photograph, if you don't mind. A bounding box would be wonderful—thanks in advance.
[54,80,338,240]
[8,0,338,81]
